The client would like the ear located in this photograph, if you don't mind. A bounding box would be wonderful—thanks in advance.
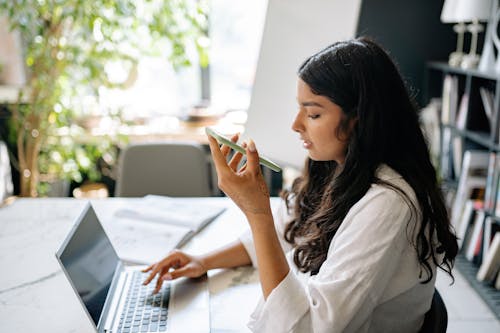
[348,116,358,132]
[339,116,358,141]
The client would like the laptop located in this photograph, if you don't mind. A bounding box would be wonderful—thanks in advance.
[55,202,210,333]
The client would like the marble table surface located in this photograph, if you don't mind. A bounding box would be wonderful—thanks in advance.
[0,197,274,332]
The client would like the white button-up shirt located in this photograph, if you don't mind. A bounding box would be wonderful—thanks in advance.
[240,165,437,333]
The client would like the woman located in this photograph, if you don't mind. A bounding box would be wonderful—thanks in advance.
[143,37,458,332]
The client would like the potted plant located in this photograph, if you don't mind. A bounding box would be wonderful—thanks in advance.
[0,0,209,196]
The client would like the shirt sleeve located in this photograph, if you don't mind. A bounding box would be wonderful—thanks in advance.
[239,198,294,268]
[247,186,415,333]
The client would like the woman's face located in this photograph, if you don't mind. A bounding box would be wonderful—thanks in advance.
[292,79,354,163]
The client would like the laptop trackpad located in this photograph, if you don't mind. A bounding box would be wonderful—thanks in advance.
[167,275,210,333]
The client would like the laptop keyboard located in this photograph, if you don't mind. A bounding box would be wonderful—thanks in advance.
[117,271,170,333]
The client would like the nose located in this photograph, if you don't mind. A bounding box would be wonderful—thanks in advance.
[292,110,304,133]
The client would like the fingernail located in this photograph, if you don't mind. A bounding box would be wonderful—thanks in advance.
[242,141,247,148]
[248,139,256,152]
[163,273,172,281]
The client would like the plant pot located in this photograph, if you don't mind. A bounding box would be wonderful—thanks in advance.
[72,182,109,198]
[46,179,70,197]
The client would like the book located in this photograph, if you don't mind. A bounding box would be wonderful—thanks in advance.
[452,94,469,176]
[450,150,489,228]
[496,176,500,216]
[472,225,484,266]
[457,200,480,249]
[452,178,486,232]
[112,195,227,264]
[479,87,494,126]
[441,75,459,125]
[455,93,469,130]
[477,232,500,282]
[484,153,498,211]
[464,209,484,261]
[441,128,452,179]
[492,158,500,216]
[482,217,500,260]
[440,75,459,180]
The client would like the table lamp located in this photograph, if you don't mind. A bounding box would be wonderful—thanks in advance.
[441,0,492,68]
[456,0,492,69]
[441,0,467,67]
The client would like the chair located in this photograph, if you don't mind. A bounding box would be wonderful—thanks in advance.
[115,142,213,197]
[419,289,448,333]
[0,141,13,202]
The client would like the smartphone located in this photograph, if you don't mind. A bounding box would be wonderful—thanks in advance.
[205,127,282,172]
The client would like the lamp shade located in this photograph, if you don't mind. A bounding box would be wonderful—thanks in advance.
[441,0,492,23]
[441,0,460,23]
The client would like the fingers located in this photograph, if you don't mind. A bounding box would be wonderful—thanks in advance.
[207,135,231,176]
[153,266,197,294]
[154,275,166,294]
[228,151,244,171]
[142,264,154,273]
[220,133,239,158]
[143,264,159,285]
[143,257,176,286]
[167,266,192,280]
[229,141,246,171]
[245,139,261,174]
[239,163,247,173]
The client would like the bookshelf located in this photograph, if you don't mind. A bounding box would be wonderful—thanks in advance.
[425,62,500,318]
[455,254,500,319]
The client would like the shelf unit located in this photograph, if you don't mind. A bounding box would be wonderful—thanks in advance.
[455,254,500,318]
[425,62,500,319]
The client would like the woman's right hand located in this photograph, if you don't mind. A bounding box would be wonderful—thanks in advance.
[142,249,207,293]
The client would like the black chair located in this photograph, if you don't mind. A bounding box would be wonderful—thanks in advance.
[419,289,448,333]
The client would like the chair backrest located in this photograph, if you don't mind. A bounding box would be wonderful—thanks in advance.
[419,289,448,333]
[0,141,13,202]
[115,142,213,197]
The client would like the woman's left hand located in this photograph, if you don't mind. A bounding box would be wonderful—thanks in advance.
[207,134,272,219]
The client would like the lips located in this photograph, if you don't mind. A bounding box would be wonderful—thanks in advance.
[300,138,312,149]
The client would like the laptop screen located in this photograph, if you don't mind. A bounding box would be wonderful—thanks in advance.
[58,204,120,326]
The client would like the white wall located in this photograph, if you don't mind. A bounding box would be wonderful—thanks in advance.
[244,0,362,169]
[0,16,26,86]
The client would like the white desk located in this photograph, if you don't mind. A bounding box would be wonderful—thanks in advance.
[0,197,273,332]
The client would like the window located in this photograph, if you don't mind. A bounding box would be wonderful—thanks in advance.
[210,0,267,111]
[97,0,268,124]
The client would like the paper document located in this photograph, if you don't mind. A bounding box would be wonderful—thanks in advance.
[115,195,226,231]
[111,195,226,264]
[110,218,190,264]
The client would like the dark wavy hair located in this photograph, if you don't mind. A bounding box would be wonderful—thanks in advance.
[282,37,458,282]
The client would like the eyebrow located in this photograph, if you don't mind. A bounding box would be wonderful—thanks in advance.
[299,101,324,108]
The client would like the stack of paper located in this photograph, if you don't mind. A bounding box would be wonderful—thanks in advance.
[111,195,226,264]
